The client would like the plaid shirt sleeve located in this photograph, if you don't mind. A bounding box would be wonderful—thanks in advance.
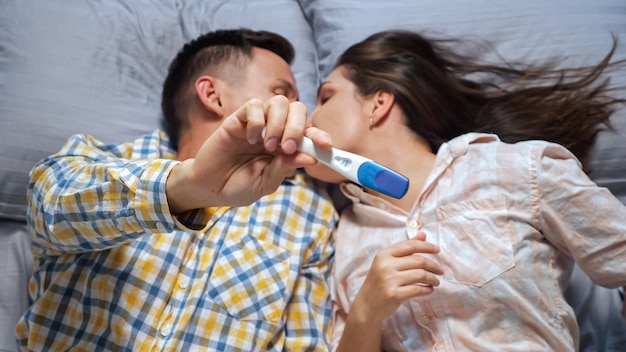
[27,132,180,256]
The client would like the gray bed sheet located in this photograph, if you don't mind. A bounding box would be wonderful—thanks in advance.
[0,221,32,352]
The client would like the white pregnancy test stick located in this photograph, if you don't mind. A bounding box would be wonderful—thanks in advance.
[298,136,409,199]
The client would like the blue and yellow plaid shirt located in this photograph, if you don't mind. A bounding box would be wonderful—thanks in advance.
[17,130,338,351]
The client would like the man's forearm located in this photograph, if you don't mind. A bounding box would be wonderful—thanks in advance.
[166,159,209,214]
[29,154,178,254]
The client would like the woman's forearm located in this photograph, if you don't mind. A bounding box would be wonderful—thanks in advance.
[336,300,383,352]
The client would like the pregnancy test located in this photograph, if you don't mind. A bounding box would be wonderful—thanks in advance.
[298,136,409,199]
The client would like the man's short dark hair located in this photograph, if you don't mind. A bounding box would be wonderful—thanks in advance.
[161,28,295,150]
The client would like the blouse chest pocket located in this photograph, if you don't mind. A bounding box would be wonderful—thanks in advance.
[207,233,291,322]
[435,197,514,287]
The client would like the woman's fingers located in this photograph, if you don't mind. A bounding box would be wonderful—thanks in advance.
[305,126,334,150]
[395,283,436,301]
[395,253,444,275]
[368,238,443,294]
[381,237,440,258]
[395,268,441,288]
[365,267,438,310]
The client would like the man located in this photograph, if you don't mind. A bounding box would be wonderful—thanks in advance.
[17,29,337,351]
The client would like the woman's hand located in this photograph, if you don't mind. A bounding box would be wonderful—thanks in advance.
[336,234,443,352]
[352,234,443,323]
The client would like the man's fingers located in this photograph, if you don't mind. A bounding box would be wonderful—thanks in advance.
[279,101,307,154]
[263,96,290,151]
[231,98,265,144]
[264,97,307,154]
[231,96,309,154]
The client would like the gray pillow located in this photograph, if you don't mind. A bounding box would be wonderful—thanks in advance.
[0,0,319,221]
[299,0,626,204]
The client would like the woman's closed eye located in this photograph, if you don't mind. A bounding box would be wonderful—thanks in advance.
[318,93,332,105]
[317,82,334,105]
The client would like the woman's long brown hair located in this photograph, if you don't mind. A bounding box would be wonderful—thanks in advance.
[337,30,626,173]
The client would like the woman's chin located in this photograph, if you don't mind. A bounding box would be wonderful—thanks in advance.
[303,164,342,184]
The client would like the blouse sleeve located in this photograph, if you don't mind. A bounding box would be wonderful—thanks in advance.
[534,143,626,288]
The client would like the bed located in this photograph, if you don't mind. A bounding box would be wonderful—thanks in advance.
[1,1,625,350]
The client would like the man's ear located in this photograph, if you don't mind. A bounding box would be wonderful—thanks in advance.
[369,90,395,127]
[195,76,224,116]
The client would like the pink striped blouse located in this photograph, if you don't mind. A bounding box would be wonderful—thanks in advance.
[331,133,626,351]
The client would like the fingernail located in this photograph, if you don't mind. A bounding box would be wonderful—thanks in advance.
[282,139,297,154]
[265,137,279,152]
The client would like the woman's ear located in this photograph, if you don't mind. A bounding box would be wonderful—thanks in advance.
[195,76,224,116]
[369,90,395,127]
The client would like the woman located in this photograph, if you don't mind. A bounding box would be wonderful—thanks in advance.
[303,30,626,351]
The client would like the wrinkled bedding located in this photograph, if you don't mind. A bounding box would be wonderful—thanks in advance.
[1,1,625,351]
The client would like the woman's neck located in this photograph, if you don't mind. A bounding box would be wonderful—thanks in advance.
[365,132,437,212]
